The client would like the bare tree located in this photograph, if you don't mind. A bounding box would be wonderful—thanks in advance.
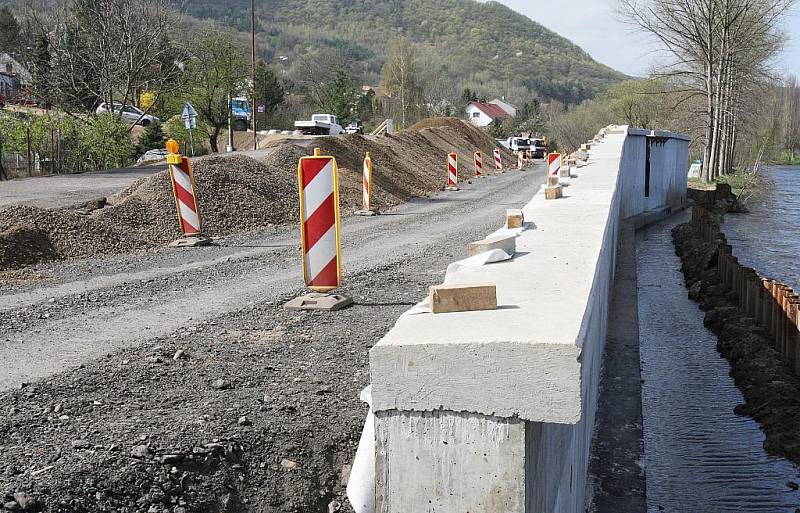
[30,0,185,124]
[783,74,800,160]
[620,0,793,181]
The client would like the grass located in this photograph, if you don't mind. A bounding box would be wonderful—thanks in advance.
[688,169,762,199]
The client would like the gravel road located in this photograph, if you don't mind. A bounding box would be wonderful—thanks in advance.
[0,163,545,513]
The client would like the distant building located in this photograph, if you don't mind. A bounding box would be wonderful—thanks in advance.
[489,98,518,117]
[465,100,513,127]
[0,53,32,86]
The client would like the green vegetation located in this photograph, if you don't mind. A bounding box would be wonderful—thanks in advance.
[0,112,135,173]
[175,0,626,105]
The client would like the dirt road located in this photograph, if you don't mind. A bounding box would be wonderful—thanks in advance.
[0,164,545,513]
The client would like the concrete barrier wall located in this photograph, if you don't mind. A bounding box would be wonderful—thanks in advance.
[367,126,690,513]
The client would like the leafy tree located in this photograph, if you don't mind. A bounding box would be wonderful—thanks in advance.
[605,79,671,130]
[322,68,358,121]
[183,30,249,153]
[0,7,21,54]
[254,60,285,120]
[136,121,166,155]
[80,114,135,169]
[30,33,50,100]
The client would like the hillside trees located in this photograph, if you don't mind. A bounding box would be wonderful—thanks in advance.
[294,49,360,121]
[620,0,793,181]
[254,60,285,120]
[0,6,22,54]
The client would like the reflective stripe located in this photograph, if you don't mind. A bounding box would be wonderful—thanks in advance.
[305,224,337,281]
[178,199,201,232]
[303,160,334,217]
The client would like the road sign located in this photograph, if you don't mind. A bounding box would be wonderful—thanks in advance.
[181,102,198,130]
[257,104,266,113]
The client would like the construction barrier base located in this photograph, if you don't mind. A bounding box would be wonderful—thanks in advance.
[284,292,354,312]
[354,209,379,217]
[445,186,460,192]
[168,234,213,248]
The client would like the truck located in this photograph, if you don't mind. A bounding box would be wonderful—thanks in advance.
[230,97,252,131]
[504,137,532,153]
[294,114,344,135]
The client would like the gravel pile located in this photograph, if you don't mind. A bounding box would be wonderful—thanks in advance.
[0,118,514,271]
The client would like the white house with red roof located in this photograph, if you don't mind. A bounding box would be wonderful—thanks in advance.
[465,100,513,127]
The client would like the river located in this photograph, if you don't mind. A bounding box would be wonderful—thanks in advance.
[725,166,800,292]
[636,210,800,512]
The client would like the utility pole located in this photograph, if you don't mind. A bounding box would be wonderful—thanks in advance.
[251,0,258,151]
[227,91,235,153]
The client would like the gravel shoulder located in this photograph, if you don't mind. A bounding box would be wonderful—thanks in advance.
[0,164,545,513]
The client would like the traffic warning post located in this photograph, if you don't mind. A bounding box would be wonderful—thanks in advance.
[446,152,459,191]
[165,139,212,248]
[545,152,563,200]
[493,147,503,171]
[355,152,377,216]
[474,151,483,177]
[285,148,352,311]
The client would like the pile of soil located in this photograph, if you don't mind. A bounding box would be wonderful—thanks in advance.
[0,118,514,271]
[672,204,800,464]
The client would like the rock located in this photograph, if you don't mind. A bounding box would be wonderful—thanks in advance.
[173,349,187,360]
[211,379,231,390]
[3,501,20,512]
[12,492,33,510]
[328,500,341,513]
[174,508,186,513]
[159,454,183,464]
[146,356,163,364]
[280,458,299,471]
[53,403,63,413]
[340,464,352,486]
[238,416,252,426]
[58,415,69,421]
[787,481,799,490]
[71,439,91,449]
[131,445,152,459]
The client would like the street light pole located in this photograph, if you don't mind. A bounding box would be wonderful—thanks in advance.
[251,0,257,151]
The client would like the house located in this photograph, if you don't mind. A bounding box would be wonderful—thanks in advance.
[489,98,518,117]
[0,53,31,86]
[465,101,513,127]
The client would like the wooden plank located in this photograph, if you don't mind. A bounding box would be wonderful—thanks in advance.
[430,283,497,314]
[469,234,517,257]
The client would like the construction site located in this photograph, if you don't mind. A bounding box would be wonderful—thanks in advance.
[0,118,537,512]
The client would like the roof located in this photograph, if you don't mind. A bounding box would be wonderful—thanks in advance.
[467,101,512,120]
[0,53,32,84]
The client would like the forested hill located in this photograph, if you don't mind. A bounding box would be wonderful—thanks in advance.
[174,0,626,104]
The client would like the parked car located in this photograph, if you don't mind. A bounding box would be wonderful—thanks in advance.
[344,120,364,134]
[96,102,160,126]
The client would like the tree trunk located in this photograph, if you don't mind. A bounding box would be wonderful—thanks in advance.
[210,126,221,153]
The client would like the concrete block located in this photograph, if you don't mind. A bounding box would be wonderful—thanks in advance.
[506,209,524,229]
[430,283,497,314]
[560,165,571,178]
[375,411,525,513]
[545,185,563,200]
[284,293,353,311]
[469,234,517,257]
[547,176,560,187]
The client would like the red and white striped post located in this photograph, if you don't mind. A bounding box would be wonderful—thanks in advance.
[474,151,483,177]
[362,152,372,211]
[547,152,561,185]
[545,152,564,200]
[165,139,209,247]
[493,147,503,171]
[447,152,459,190]
[298,148,343,292]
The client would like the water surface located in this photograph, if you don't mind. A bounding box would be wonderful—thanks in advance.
[637,214,799,512]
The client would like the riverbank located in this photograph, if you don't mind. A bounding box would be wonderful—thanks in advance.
[672,189,800,466]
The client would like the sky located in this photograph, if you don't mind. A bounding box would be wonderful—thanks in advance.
[492,0,800,77]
